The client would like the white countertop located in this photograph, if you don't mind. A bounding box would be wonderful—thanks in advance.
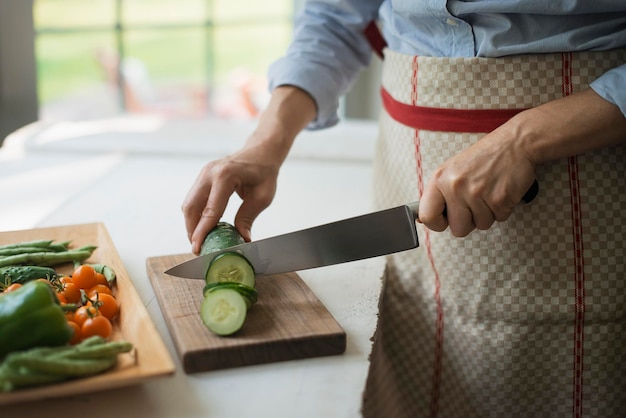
[0,115,384,418]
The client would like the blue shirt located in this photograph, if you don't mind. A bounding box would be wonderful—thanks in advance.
[268,0,626,129]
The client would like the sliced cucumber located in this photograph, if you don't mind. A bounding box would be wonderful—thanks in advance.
[201,288,247,336]
[206,252,255,288]
[199,222,257,336]
[203,282,258,309]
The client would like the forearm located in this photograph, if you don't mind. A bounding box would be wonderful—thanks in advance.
[515,88,626,165]
[245,85,317,166]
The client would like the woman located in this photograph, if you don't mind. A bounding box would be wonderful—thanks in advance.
[182,2,626,416]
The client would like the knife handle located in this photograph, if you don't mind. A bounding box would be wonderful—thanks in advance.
[407,179,539,220]
[521,179,539,204]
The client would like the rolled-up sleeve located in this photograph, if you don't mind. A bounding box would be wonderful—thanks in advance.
[590,64,626,118]
[268,0,383,130]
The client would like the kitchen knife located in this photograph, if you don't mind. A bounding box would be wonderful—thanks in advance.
[165,179,539,279]
[165,202,421,279]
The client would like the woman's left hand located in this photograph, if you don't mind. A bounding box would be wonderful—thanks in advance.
[418,119,537,237]
[418,88,626,237]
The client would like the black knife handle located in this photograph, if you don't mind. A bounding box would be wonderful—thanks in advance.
[521,179,539,204]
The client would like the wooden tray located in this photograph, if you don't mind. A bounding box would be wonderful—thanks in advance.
[0,223,175,405]
[147,254,346,373]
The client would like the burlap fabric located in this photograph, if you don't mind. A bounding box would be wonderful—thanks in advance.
[362,49,626,418]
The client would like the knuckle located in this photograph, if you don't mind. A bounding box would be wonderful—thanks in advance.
[201,205,219,219]
[181,199,194,215]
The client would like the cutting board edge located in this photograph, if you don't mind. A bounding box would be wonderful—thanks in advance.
[181,332,347,373]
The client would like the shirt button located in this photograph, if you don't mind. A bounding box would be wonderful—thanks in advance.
[446,18,457,26]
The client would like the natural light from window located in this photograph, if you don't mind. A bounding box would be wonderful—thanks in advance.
[33,0,295,122]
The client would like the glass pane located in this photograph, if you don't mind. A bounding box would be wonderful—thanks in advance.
[36,32,120,120]
[213,23,292,80]
[213,0,292,21]
[123,29,208,115]
[211,22,292,119]
[122,0,206,25]
[34,0,115,28]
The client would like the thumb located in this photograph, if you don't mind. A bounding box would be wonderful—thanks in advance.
[418,186,448,232]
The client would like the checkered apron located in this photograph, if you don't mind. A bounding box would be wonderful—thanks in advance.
[361,49,626,418]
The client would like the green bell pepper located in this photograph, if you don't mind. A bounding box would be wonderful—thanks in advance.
[0,280,73,359]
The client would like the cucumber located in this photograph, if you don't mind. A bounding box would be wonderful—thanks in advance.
[200,288,247,336]
[203,282,258,309]
[0,266,58,287]
[200,222,245,256]
[201,222,255,288]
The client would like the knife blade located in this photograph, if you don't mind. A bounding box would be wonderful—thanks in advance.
[165,202,420,279]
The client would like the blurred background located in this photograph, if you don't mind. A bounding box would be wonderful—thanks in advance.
[34,0,294,120]
[0,0,381,145]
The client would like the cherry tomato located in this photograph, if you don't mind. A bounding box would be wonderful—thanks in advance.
[68,321,82,345]
[88,293,119,320]
[3,283,22,293]
[87,284,113,298]
[73,305,99,327]
[94,272,109,287]
[56,293,68,304]
[65,310,75,322]
[59,281,81,304]
[81,315,112,339]
[72,265,97,290]
[59,276,73,284]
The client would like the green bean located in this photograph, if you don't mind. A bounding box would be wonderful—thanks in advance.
[7,355,117,377]
[0,240,54,250]
[77,335,108,349]
[3,345,71,359]
[59,340,133,360]
[0,247,97,268]
[0,247,51,257]
[0,363,66,392]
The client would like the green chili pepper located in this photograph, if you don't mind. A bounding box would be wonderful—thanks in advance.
[0,281,73,359]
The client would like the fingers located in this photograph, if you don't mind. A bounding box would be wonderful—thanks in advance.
[182,162,233,254]
[417,186,448,232]
[419,177,519,237]
[418,186,484,237]
[234,197,271,243]
[182,164,215,244]
[192,180,234,254]
[182,154,280,254]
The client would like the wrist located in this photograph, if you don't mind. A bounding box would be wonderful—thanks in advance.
[246,85,317,164]
[510,88,626,165]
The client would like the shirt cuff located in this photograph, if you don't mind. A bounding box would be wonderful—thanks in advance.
[267,57,341,130]
[590,63,626,117]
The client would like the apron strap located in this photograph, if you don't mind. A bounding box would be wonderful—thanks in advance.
[364,20,387,60]
[381,87,528,133]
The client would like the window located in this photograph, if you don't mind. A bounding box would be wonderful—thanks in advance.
[34,0,295,121]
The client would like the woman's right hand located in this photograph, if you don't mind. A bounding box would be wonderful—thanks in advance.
[182,86,317,254]
[182,143,281,254]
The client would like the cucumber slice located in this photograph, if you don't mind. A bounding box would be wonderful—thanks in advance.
[203,282,258,309]
[206,252,255,288]
[201,288,247,336]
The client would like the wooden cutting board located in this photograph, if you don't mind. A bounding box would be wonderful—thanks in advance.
[146,254,346,373]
